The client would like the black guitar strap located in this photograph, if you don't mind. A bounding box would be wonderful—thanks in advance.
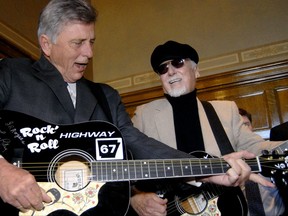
[88,82,113,124]
[201,101,266,216]
[201,101,234,154]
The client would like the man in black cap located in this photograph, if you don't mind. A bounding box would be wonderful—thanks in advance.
[130,40,285,216]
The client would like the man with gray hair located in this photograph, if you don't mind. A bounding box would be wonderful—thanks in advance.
[0,1,278,215]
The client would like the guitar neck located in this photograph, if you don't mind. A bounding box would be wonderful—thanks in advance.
[91,157,261,182]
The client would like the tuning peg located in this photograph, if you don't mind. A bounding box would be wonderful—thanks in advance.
[283,170,288,176]
[261,150,269,155]
[281,178,287,186]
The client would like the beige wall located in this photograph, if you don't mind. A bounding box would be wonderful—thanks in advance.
[1,0,288,93]
[0,0,49,59]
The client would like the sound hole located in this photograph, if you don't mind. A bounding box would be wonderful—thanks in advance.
[54,158,91,192]
[175,193,208,215]
[48,149,95,192]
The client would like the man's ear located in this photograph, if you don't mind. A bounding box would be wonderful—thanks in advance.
[39,35,52,56]
[195,67,200,78]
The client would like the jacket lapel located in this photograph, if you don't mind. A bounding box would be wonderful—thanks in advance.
[154,100,177,149]
[32,55,75,120]
[74,79,97,122]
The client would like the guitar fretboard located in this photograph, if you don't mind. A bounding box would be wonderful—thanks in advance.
[91,157,261,182]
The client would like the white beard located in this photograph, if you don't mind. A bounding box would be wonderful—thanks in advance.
[167,87,187,97]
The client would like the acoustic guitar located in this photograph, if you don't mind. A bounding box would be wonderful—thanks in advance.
[0,110,286,216]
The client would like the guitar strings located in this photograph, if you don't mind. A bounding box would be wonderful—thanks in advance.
[15,157,287,182]
[166,194,205,215]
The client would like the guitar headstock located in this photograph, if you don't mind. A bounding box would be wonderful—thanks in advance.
[259,149,288,185]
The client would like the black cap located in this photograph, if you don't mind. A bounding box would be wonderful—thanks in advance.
[150,40,199,72]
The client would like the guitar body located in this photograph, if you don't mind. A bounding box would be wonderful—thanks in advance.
[0,110,130,216]
[170,182,247,216]
[174,151,248,216]
[131,151,248,216]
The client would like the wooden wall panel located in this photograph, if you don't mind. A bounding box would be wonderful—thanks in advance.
[231,92,269,130]
[0,36,31,59]
[121,60,288,140]
[275,87,288,122]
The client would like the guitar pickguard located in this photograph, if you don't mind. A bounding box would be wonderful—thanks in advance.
[20,182,105,216]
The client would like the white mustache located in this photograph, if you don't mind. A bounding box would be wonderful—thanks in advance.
[168,76,182,84]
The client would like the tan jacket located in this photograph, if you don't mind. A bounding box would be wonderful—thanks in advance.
[132,97,285,216]
[132,98,280,157]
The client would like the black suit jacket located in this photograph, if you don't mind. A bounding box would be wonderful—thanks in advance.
[0,55,191,160]
[270,122,288,141]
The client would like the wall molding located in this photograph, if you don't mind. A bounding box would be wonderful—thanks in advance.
[0,21,39,60]
[108,40,288,93]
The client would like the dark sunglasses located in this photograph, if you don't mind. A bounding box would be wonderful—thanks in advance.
[156,58,185,75]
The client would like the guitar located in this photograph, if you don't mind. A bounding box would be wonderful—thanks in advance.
[0,110,287,216]
[164,181,246,216]
[165,151,248,216]
[157,144,288,216]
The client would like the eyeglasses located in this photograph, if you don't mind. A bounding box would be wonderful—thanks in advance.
[156,58,186,75]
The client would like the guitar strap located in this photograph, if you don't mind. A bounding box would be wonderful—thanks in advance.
[201,101,234,154]
[201,101,266,216]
